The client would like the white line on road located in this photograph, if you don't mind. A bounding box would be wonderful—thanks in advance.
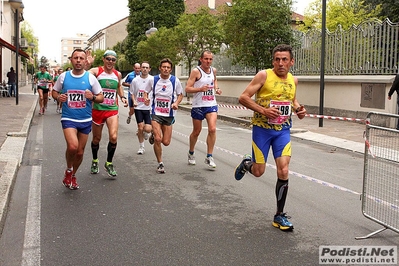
[174,129,399,209]
[21,112,43,266]
[21,165,41,266]
[173,129,361,196]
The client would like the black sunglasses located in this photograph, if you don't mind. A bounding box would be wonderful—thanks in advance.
[105,57,116,62]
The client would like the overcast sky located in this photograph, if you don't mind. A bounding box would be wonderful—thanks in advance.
[22,0,311,64]
[22,0,129,63]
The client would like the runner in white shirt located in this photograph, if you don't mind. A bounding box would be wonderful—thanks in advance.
[129,61,153,154]
[185,50,222,169]
[144,58,183,174]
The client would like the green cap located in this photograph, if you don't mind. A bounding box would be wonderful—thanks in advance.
[103,50,117,58]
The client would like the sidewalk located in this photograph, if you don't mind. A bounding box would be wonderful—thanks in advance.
[0,84,37,231]
[0,90,367,232]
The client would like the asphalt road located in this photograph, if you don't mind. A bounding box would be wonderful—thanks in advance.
[0,102,397,266]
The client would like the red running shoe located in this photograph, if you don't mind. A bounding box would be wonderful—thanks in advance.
[62,170,72,188]
[70,176,79,190]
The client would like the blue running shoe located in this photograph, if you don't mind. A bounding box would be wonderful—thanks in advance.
[272,213,294,231]
[234,154,252,180]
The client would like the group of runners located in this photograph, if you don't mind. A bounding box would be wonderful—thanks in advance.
[50,44,307,231]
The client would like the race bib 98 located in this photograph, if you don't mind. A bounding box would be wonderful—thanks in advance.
[268,100,291,124]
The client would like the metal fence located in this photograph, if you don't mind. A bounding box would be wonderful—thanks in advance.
[356,112,399,240]
[181,18,399,76]
[293,18,399,75]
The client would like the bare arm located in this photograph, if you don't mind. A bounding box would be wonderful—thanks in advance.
[239,70,280,120]
[88,67,98,77]
[172,93,184,110]
[130,82,138,107]
[144,92,150,106]
[185,68,208,93]
[117,72,128,107]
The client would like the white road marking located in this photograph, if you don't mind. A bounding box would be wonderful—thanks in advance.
[21,117,42,266]
[21,166,41,266]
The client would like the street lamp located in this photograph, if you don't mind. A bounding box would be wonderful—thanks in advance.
[145,22,158,37]
[10,0,24,105]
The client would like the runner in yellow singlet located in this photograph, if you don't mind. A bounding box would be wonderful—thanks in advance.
[234,44,307,231]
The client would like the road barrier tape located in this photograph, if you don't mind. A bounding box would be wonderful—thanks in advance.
[173,128,399,211]
[304,114,366,123]
[363,131,376,158]
[217,103,366,123]
[218,104,249,110]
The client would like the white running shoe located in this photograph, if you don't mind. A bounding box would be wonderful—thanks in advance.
[205,156,216,168]
[157,163,165,174]
[188,153,196,165]
[137,147,145,155]
[143,132,150,140]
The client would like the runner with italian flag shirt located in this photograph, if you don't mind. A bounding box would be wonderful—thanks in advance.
[88,50,128,178]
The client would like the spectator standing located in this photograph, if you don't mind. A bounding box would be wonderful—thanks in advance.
[6,67,16,97]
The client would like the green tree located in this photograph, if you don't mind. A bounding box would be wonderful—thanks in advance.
[113,39,132,72]
[91,49,106,68]
[223,0,294,72]
[136,7,224,75]
[126,0,185,65]
[173,7,225,74]
[301,0,382,31]
[136,27,180,69]
[21,22,38,74]
[363,0,399,22]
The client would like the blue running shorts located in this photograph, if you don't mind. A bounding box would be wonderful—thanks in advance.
[191,106,218,120]
[61,120,92,134]
[252,125,291,164]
